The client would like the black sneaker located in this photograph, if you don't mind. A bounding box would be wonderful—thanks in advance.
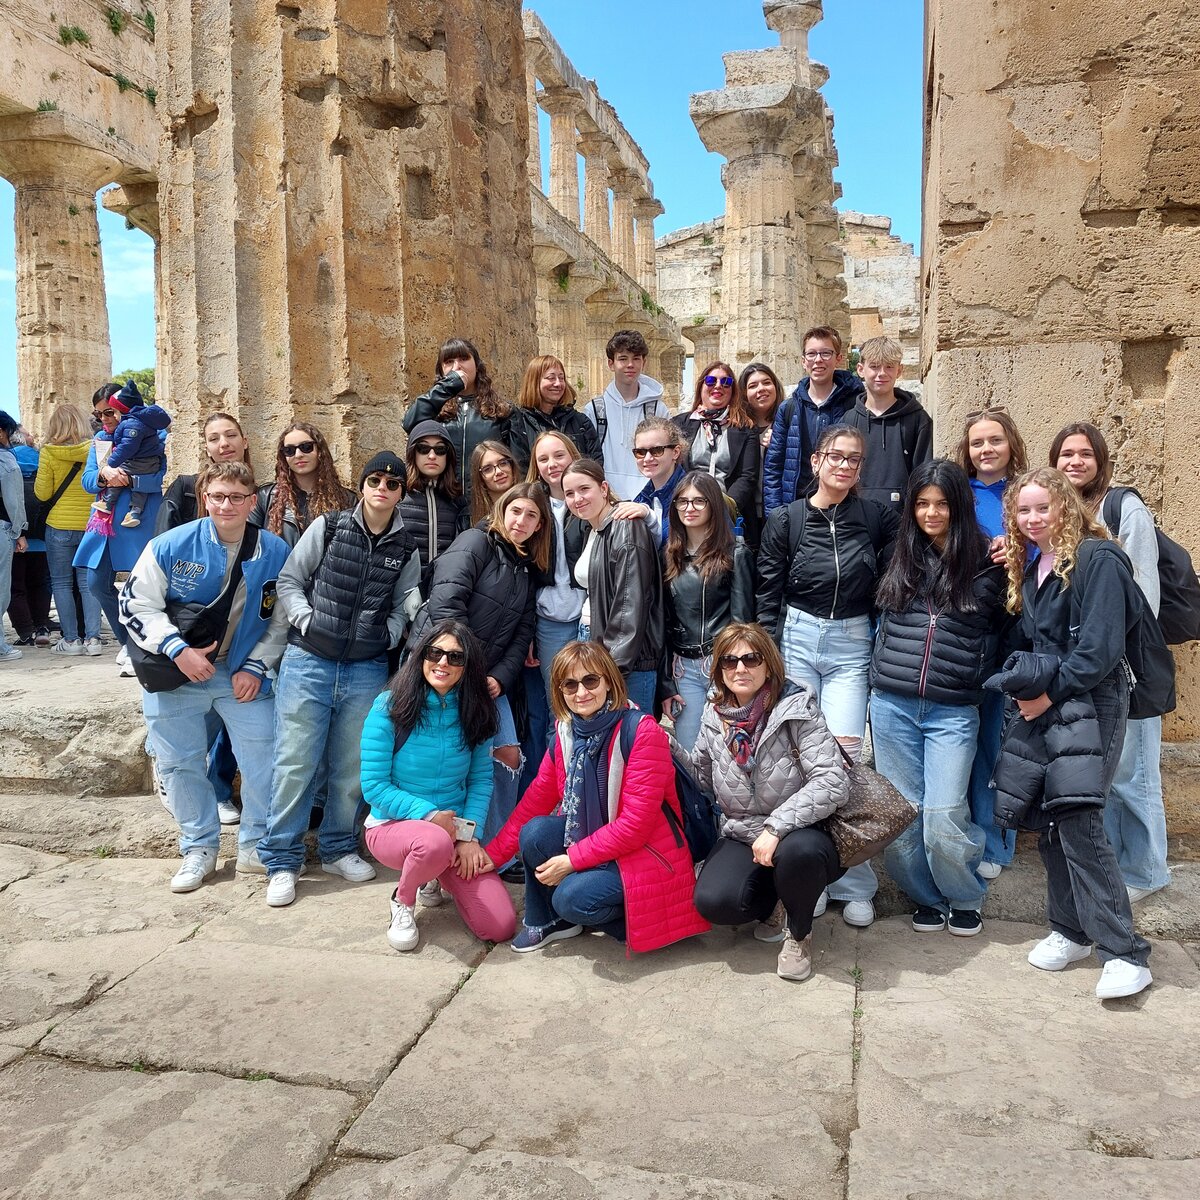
[912,906,947,933]
[13,633,37,646]
[499,862,526,885]
[948,909,983,937]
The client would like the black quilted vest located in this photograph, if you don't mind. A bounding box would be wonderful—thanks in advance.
[289,507,416,662]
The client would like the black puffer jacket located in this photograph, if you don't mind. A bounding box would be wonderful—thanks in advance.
[756,493,899,636]
[397,485,469,589]
[585,510,663,675]
[984,652,1107,828]
[508,405,602,474]
[870,554,1009,706]
[410,527,537,695]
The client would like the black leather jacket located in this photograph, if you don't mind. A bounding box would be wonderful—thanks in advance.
[584,511,663,675]
[664,543,756,659]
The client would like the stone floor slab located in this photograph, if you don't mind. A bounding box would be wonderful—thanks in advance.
[310,1146,790,1199]
[848,1129,1196,1200]
[0,1044,23,1069]
[342,921,859,1195]
[0,844,65,891]
[855,918,1200,1158]
[0,794,181,858]
[0,1057,355,1199]
[41,936,473,1091]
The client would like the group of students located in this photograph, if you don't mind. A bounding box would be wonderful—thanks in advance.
[1,323,1172,1001]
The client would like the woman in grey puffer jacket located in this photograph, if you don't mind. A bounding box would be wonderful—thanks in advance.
[688,623,849,983]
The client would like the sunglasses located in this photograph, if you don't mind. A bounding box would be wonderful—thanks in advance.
[632,444,670,459]
[97,408,117,418]
[674,496,709,510]
[423,645,466,667]
[718,652,765,671]
[282,441,316,456]
[703,375,735,388]
[413,442,449,457]
[364,474,403,492]
[560,673,603,694]
[964,405,1010,423]
[480,458,515,477]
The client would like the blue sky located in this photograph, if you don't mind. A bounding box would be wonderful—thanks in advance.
[0,1,922,418]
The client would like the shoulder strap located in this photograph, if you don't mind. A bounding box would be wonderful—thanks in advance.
[590,397,607,444]
[786,501,808,561]
[1102,487,1137,538]
[44,462,82,512]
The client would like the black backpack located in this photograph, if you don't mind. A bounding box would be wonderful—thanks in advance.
[1102,487,1200,645]
[24,463,81,540]
[1072,540,1176,720]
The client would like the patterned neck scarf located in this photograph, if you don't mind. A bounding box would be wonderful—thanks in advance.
[690,406,730,450]
[714,686,770,772]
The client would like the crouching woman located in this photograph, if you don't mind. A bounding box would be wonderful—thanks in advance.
[485,640,710,953]
[689,623,849,982]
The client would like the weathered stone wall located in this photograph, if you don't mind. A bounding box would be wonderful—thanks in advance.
[923,1,1200,797]
[157,0,536,477]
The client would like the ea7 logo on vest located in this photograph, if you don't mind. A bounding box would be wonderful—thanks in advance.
[384,556,405,570]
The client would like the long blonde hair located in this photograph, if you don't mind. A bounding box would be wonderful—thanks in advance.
[45,403,91,446]
[1002,467,1111,613]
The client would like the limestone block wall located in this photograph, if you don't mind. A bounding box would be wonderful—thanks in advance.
[157,0,536,477]
[923,1,1200,793]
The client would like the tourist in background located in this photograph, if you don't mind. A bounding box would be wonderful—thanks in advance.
[955,406,1029,878]
[6,424,52,649]
[689,624,848,981]
[467,440,518,527]
[250,422,354,547]
[1052,421,1170,905]
[0,410,28,664]
[757,423,899,927]
[661,471,755,751]
[507,354,601,473]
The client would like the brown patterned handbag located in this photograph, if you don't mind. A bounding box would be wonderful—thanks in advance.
[825,743,918,868]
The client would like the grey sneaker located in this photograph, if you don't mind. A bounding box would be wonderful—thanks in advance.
[0,644,24,663]
[753,899,788,942]
[777,933,813,982]
[418,880,449,907]
[83,636,103,656]
[235,846,268,875]
[52,637,85,657]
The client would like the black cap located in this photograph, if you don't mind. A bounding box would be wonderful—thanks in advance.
[359,450,406,491]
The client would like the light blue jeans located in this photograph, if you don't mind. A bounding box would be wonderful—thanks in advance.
[872,690,986,913]
[45,525,102,642]
[142,662,275,855]
[671,653,712,751]
[781,606,877,902]
[0,522,13,651]
[968,689,1016,867]
[1105,716,1170,892]
[536,613,580,701]
[482,693,522,846]
[259,646,385,874]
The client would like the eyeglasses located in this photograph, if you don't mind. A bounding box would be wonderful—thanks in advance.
[822,452,863,469]
[364,474,403,492]
[632,445,670,459]
[206,492,254,507]
[282,441,316,457]
[803,349,836,361]
[702,375,735,388]
[480,458,515,477]
[560,673,603,694]
[674,496,709,511]
[964,405,1010,423]
[718,652,765,671]
[413,442,449,457]
[423,645,466,667]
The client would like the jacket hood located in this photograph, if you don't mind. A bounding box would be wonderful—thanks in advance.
[603,374,663,407]
[850,387,922,422]
[133,402,172,432]
[794,369,863,410]
[12,444,38,476]
[41,440,92,464]
[407,420,459,467]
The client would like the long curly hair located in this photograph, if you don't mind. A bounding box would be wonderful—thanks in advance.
[689,360,752,429]
[434,337,510,423]
[663,471,734,583]
[1048,421,1113,513]
[267,422,350,536]
[1002,467,1111,613]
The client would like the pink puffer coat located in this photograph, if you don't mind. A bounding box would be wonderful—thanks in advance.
[486,714,710,953]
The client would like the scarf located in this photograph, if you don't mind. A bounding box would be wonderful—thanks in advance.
[560,704,624,846]
[690,406,730,450]
[715,686,770,772]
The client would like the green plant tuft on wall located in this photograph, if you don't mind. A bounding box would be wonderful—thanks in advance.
[142,10,155,36]
[58,24,91,46]
[145,86,157,106]
[106,8,125,35]
[36,99,59,112]
[113,73,135,93]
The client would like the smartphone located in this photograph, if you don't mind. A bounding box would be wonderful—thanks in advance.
[453,817,477,842]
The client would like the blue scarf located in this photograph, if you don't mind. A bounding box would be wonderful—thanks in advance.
[634,463,687,547]
[560,704,624,846]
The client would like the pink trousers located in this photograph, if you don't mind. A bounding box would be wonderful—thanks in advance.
[364,819,517,943]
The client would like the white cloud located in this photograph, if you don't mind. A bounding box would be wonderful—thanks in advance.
[0,267,14,284]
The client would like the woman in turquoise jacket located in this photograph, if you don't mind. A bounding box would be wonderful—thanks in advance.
[360,619,517,953]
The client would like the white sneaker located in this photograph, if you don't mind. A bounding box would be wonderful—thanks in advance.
[217,801,241,826]
[321,852,377,882]
[842,899,875,928]
[0,644,23,662]
[418,880,449,907]
[977,861,1003,880]
[387,890,419,951]
[754,899,788,943]
[266,870,300,907]
[813,890,828,919]
[52,637,85,657]
[115,644,130,667]
[170,847,217,893]
[83,636,103,656]
[117,644,136,677]
[235,846,267,875]
[1096,959,1152,999]
[1028,931,1093,972]
[151,759,172,816]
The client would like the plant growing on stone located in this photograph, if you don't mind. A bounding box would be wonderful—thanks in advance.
[58,24,91,46]
[106,8,125,35]
[36,100,59,112]
[141,9,155,36]
[554,266,569,293]
[113,73,135,93]
[67,203,79,216]
[691,314,706,326]
[145,86,157,106]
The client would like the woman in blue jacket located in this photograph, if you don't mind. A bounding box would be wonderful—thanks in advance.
[360,620,516,952]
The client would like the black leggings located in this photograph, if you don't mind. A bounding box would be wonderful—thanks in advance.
[693,828,844,941]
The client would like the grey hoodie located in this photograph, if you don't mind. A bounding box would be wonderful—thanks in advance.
[585,374,668,502]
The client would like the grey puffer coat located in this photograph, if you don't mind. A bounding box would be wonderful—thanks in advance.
[688,682,849,844]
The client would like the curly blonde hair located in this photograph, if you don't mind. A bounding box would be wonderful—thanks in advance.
[1002,467,1110,613]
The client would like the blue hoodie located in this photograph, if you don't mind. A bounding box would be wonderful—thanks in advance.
[970,477,1007,540]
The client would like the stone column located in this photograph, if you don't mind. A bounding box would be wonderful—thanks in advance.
[0,114,124,434]
[764,0,823,86]
[687,319,724,369]
[541,87,583,228]
[525,66,543,190]
[578,132,613,254]
[633,197,664,296]
[609,169,637,278]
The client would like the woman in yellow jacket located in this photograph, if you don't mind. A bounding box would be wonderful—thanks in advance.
[35,403,103,656]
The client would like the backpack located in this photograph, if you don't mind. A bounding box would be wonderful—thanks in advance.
[1072,540,1176,720]
[1102,486,1200,645]
[24,462,81,540]
[588,396,657,455]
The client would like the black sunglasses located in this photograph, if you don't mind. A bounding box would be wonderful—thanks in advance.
[423,645,466,667]
[283,441,316,457]
[631,445,671,459]
[413,442,449,457]
[561,673,603,694]
[718,652,765,671]
[364,474,403,492]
